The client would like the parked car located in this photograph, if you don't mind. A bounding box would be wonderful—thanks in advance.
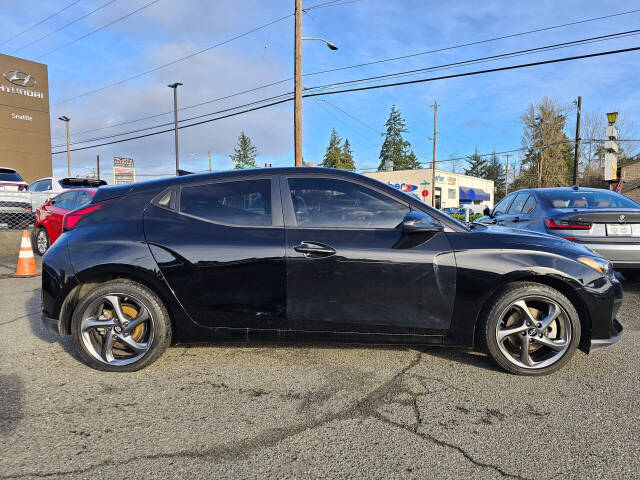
[442,207,458,215]
[41,168,622,375]
[29,177,106,211]
[476,186,640,275]
[32,188,96,255]
[0,167,31,229]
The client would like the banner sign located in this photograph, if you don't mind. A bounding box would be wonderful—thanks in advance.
[113,157,135,185]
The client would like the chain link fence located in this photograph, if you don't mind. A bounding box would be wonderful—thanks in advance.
[0,191,55,230]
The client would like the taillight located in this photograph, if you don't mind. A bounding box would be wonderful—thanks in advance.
[63,198,117,231]
[545,218,591,230]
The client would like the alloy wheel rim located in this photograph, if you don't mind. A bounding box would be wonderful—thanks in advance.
[80,293,154,366]
[495,295,571,370]
[36,230,48,254]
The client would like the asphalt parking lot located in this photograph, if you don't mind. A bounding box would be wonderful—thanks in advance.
[1,256,638,480]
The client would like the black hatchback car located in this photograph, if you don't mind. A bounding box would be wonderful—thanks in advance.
[41,168,623,375]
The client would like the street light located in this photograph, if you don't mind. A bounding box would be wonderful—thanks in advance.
[606,112,618,125]
[58,116,71,176]
[167,82,183,175]
[294,0,338,167]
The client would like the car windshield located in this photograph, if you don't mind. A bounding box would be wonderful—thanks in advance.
[542,190,639,209]
[0,170,24,182]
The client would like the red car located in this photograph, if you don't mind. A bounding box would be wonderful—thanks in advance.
[33,188,96,255]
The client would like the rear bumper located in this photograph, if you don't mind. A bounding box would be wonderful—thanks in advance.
[577,241,640,267]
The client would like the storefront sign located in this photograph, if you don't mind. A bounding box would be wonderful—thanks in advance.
[113,157,135,185]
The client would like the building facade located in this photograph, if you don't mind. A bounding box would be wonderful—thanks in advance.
[363,168,494,209]
[0,54,52,183]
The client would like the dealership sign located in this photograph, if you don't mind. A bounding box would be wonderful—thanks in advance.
[0,70,45,99]
[113,157,136,185]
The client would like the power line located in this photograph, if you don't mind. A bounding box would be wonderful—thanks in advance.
[36,0,162,60]
[305,0,363,11]
[0,0,84,46]
[305,29,640,92]
[303,45,640,98]
[56,32,638,144]
[51,45,640,155]
[11,0,117,55]
[316,98,381,134]
[51,11,292,105]
[52,10,640,139]
[302,8,640,78]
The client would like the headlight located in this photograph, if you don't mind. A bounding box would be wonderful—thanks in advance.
[578,256,613,277]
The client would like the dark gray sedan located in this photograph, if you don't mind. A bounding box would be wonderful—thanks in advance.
[476,186,640,274]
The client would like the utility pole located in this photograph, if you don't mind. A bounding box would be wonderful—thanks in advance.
[504,153,511,195]
[208,151,212,172]
[96,155,100,180]
[167,82,183,175]
[431,101,438,208]
[294,0,303,167]
[573,95,582,185]
[58,116,71,176]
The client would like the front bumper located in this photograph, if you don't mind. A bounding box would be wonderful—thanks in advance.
[41,312,62,335]
[590,318,623,350]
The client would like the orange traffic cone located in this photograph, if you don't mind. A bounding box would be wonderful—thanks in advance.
[16,230,38,276]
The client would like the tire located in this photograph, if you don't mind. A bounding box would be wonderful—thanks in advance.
[479,282,580,376]
[34,227,50,256]
[71,279,172,372]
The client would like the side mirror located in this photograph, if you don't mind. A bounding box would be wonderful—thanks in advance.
[50,199,56,205]
[483,206,491,217]
[401,211,443,233]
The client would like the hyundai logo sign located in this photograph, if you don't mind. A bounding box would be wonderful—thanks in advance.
[3,70,37,88]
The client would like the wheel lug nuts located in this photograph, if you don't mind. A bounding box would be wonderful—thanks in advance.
[526,321,531,327]
[521,332,526,336]
[537,323,542,328]
[539,333,543,338]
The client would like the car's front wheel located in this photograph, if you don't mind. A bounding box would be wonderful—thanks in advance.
[480,282,580,375]
[70,279,172,371]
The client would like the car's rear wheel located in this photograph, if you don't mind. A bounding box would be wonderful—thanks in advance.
[34,227,50,256]
[480,282,580,375]
[71,280,172,371]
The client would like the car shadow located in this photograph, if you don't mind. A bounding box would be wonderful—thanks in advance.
[26,288,81,362]
[26,283,498,373]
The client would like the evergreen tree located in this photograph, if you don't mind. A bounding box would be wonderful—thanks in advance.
[485,150,506,200]
[341,139,356,171]
[229,131,258,169]
[322,129,344,169]
[465,147,488,178]
[377,105,420,171]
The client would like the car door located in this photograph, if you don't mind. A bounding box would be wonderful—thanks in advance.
[143,175,286,330]
[282,175,456,336]
[491,194,517,226]
[48,191,77,238]
[498,192,530,227]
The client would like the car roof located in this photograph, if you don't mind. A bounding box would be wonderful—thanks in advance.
[0,167,18,173]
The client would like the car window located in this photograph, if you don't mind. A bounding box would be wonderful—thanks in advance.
[493,195,514,216]
[74,191,92,209]
[288,177,409,229]
[28,181,40,191]
[507,193,529,214]
[522,195,536,214]
[180,179,272,226]
[542,190,639,209]
[36,179,52,191]
[54,192,77,210]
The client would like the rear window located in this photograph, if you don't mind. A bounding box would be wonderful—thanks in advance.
[0,170,24,182]
[180,179,272,226]
[542,190,639,209]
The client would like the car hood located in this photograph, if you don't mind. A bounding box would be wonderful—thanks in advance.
[473,224,596,257]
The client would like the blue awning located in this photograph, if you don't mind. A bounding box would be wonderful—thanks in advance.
[459,186,490,201]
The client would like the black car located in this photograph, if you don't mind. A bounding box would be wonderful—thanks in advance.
[477,186,640,275]
[41,168,623,375]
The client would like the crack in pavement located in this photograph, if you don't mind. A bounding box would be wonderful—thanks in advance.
[0,311,39,327]
[1,350,528,480]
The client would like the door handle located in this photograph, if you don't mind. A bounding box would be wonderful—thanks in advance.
[294,241,336,257]
[512,217,520,223]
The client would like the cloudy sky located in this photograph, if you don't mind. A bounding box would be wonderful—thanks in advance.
[1,0,638,180]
